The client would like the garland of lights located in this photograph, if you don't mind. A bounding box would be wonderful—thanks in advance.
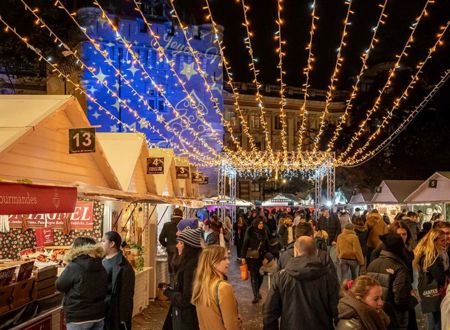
[326,0,389,153]
[341,21,450,165]
[343,68,450,167]
[312,0,354,153]
[296,0,318,156]
[275,0,289,160]
[337,0,436,162]
[26,0,220,166]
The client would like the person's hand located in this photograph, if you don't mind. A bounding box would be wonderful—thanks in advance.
[331,241,337,246]
[241,258,246,265]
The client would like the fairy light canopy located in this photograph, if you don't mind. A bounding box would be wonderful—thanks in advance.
[0,0,449,178]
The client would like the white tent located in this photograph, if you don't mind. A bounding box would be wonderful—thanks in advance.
[262,193,299,207]
[371,180,423,204]
[405,172,450,203]
[203,196,254,207]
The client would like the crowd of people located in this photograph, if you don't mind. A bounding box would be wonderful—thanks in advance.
[157,206,450,330]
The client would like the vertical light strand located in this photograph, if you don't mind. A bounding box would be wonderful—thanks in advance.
[337,0,435,162]
[275,0,289,161]
[326,0,389,153]
[312,0,354,153]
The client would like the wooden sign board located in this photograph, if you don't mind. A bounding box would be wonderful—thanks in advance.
[192,172,204,183]
[69,128,96,154]
[175,166,190,179]
[147,157,165,174]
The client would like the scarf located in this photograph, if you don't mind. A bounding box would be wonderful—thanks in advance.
[338,294,390,330]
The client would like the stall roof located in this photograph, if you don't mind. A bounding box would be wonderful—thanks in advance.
[0,95,121,190]
[97,133,156,194]
[203,196,254,207]
[349,192,374,204]
[405,172,450,203]
[262,193,299,206]
[371,180,423,204]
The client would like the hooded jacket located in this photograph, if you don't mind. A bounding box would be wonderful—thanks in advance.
[55,245,107,324]
[317,214,341,244]
[263,255,339,330]
[366,213,386,249]
[336,229,365,266]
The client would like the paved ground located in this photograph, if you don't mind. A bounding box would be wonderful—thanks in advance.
[132,249,426,330]
[132,249,265,330]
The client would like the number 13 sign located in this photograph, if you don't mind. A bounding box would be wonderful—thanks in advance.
[69,128,96,154]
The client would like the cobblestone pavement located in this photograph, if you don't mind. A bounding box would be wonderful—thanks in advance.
[132,248,265,330]
[132,248,426,330]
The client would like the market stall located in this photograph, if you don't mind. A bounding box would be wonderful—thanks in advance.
[404,171,450,220]
[348,191,374,212]
[261,193,300,208]
[371,180,423,222]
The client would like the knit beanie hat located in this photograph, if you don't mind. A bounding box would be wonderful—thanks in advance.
[177,228,203,248]
[379,233,404,254]
[177,218,198,232]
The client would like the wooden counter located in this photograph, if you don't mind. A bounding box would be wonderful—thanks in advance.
[132,267,152,317]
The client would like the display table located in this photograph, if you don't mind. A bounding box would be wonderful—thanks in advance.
[10,306,64,330]
[133,267,151,317]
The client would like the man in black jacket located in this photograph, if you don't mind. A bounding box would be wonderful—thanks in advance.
[159,208,183,284]
[367,233,417,329]
[317,207,341,246]
[264,236,339,330]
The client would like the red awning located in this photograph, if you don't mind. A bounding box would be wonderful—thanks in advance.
[0,182,77,215]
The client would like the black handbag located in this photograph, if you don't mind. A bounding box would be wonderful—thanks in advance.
[246,241,262,259]
[418,271,441,313]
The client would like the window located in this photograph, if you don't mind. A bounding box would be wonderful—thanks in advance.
[249,115,260,129]
[251,182,260,192]
[274,115,282,130]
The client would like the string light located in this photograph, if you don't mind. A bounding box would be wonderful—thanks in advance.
[90,0,223,160]
[326,0,389,153]
[240,0,275,163]
[341,21,450,165]
[19,1,221,166]
[275,0,289,160]
[203,0,260,158]
[337,0,435,162]
[296,0,318,160]
[312,0,354,153]
[343,68,450,167]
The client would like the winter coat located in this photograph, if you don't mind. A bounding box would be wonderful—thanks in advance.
[400,218,418,246]
[369,244,414,282]
[259,259,279,275]
[204,231,218,246]
[366,250,416,329]
[159,216,182,247]
[441,285,450,330]
[365,213,386,249]
[336,293,390,330]
[317,214,341,244]
[195,280,241,330]
[164,253,200,330]
[103,251,135,330]
[241,226,270,260]
[263,254,339,330]
[336,229,365,266]
[278,223,295,248]
[354,224,369,257]
[55,245,107,324]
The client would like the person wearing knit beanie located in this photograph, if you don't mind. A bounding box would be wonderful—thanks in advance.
[177,228,203,248]
[177,218,199,234]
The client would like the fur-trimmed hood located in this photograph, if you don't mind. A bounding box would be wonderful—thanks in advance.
[64,244,105,263]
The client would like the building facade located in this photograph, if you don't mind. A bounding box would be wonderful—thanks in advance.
[223,83,348,202]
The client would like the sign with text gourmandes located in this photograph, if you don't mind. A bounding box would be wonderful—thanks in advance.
[69,128,96,154]
[175,166,190,179]
[147,157,165,174]
[0,182,77,215]
[8,201,94,230]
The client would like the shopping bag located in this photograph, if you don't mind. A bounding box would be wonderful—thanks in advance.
[240,263,249,281]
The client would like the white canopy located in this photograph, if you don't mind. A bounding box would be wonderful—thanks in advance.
[349,192,373,205]
[262,193,299,207]
[371,180,423,204]
[203,196,254,207]
[405,172,450,203]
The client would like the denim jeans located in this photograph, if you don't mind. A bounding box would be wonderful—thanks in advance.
[66,319,104,330]
[427,312,441,330]
[339,259,359,281]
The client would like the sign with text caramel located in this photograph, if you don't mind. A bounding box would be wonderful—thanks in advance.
[0,182,77,215]
[8,201,94,230]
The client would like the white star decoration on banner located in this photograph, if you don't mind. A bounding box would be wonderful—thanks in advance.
[127,65,139,76]
[92,111,101,119]
[112,100,120,111]
[110,125,119,132]
[156,114,164,123]
[94,68,108,84]
[113,81,120,90]
[88,86,97,94]
[180,62,197,81]
[139,118,149,129]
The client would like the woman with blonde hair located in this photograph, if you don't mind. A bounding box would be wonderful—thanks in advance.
[414,229,449,330]
[192,245,241,330]
[336,275,390,329]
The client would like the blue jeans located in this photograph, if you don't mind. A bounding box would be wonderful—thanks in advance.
[66,319,104,330]
[339,259,359,281]
[427,312,441,330]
